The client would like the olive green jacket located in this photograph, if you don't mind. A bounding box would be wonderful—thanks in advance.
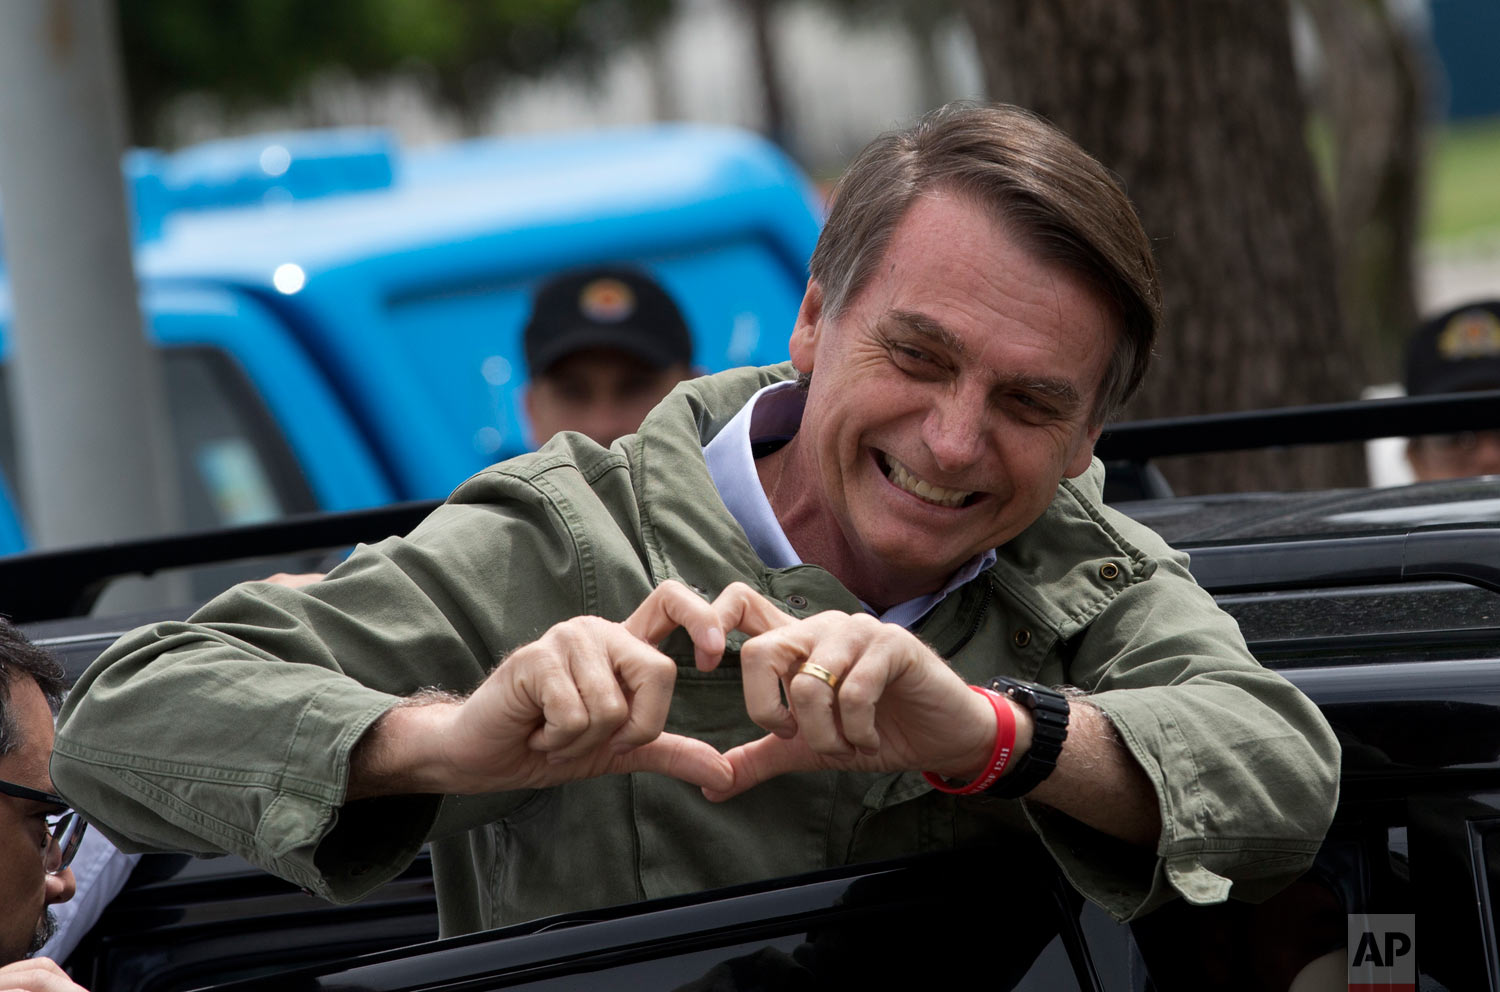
[53,364,1338,936]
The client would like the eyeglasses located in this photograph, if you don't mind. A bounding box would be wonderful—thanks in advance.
[0,778,88,874]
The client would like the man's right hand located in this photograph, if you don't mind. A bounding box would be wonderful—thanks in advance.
[348,581,733,799]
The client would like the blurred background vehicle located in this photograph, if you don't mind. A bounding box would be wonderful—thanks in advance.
[0,123,821,556]
[2,0,1498,563]
[10,394,1500,992]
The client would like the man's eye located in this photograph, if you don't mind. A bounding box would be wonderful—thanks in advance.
[618,377,659,399]
[1012,393,1056,418]
[892,345,934,369]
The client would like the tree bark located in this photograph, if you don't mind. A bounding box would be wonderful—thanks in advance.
[964,0,1367,493]
[743,0,791,151]
[1303,0,1426,384]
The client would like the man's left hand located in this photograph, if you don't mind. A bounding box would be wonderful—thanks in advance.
[702,583,1018,801]
[0,958,88,992]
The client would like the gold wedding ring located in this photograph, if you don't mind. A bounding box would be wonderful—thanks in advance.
[795,661,840,690]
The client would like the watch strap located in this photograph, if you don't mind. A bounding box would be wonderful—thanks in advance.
[981,676,1070,798]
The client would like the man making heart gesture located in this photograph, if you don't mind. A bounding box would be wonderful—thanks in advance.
[56,104,1338,937]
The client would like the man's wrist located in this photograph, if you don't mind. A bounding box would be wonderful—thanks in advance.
[935,693,1034,783]
[347,696,462,801]
[932,684,1000,781]
[980,678,1071,799]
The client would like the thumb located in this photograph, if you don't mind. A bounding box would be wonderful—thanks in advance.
[703,733,812,802]
[611,732,734,793]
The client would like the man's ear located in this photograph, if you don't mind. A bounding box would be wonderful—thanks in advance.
[788,280,825,374]
[1065,421,1106,479]
[522,383,537,421]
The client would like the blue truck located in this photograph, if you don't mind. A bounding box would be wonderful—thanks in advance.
[0,124,823,555]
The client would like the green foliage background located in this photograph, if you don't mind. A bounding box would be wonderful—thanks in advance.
[117,0,675,144]
[1426,118,1500,244]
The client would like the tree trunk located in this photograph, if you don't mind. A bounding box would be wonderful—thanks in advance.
[742,0,791,151]
[1303,0,1426,384]
[964,0,1367,494]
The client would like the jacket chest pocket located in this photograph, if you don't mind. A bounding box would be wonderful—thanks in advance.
[630,659,841,899]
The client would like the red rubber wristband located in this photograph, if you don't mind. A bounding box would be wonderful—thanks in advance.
[922,685,1017,795]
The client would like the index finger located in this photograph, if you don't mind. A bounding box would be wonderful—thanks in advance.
[711,581,796,639]
[623,579,725,670]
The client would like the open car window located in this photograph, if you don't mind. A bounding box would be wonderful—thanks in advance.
[0,345,315,534]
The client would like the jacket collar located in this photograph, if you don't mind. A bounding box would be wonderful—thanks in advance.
[627,363,802,599]
[627,364,1152,641]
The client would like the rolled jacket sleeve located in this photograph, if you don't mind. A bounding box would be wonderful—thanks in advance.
[52,457,618,903]
[997,476,1341,920]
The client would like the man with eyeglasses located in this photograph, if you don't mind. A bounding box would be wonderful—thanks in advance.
[1,618,88,991]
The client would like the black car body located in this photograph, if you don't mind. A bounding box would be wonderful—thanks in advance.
[9,393,1500,991]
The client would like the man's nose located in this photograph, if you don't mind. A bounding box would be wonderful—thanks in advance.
[45,866,76,905]
[923,397,987,472]
[579,403,631,447]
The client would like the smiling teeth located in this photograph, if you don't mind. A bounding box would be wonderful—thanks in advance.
[886,457,971,508]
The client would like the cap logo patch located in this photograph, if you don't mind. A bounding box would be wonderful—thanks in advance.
[1438,309,1500,360]
[579,278,636,323]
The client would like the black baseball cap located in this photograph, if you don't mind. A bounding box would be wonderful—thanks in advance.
[1405,299,1500,395]
[523,266,693,376]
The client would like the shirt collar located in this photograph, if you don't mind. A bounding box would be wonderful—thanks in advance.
[703,380,996,627]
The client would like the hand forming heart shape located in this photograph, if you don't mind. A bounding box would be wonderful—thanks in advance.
[696,581,998,801]
[411,579,995,803]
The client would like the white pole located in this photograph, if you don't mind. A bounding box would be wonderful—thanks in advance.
[0,0,180,549]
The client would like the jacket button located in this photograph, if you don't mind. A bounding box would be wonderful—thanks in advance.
[1012,628,1032,649]
[785,594,809,609]
[1099,562,1121,581]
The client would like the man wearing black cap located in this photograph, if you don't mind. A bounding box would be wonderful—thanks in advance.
[523,266,696,448]
[1404,299,1500,481]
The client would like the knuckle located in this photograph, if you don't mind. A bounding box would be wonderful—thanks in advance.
[575,615,613,634]
[722,581,757,601]
[738,639,768,665]
[551,708,589,737]
[541,617,595,651]
[594,693,629,726]
[787,681,828,709]
[651,579,687,603]
[837,681,873,708]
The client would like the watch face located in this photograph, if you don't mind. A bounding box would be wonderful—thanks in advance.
[991,677,1035,707]
[1007,686,1034,708]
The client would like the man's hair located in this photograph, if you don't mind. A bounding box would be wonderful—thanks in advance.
[0,616,66,756]
[808,102,1161,424]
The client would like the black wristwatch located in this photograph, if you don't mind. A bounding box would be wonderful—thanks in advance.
[982,676,1070,798]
